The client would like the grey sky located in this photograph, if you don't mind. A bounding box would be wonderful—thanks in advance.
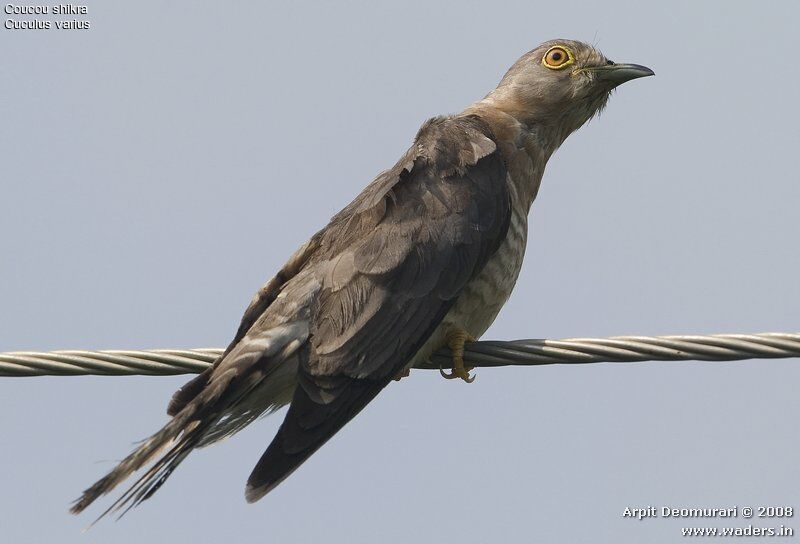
[1,1,798,542]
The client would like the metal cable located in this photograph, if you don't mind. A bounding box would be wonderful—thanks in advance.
[1,332,798,377]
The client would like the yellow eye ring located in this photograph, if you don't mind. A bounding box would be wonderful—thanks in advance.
[542,46,574,70]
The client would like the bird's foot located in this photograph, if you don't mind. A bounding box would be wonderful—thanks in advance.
[440,329,476,383]
[393,368,411,381]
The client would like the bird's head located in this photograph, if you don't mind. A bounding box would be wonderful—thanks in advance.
[483,39,653,142]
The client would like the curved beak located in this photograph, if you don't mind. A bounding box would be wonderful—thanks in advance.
[588,63,655,86]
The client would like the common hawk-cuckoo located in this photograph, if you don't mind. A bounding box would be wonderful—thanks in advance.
[71,39,653,519]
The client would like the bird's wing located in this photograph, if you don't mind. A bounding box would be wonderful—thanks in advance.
[166,236,319,417]
[245,114,511,500]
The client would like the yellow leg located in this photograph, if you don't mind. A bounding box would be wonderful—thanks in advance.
[440,328,476,383]
[393,368,411,381]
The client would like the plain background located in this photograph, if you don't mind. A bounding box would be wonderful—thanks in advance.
[1,1,798,542]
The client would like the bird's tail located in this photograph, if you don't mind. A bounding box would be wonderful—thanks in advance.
[69,367,237,521]
[70,321,308,523]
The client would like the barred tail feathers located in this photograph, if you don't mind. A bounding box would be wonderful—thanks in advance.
[70,321,309,521]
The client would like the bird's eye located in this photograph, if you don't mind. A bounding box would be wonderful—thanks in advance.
[542,46,573,70]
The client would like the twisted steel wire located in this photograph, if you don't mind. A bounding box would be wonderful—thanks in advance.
[1,332,798,377]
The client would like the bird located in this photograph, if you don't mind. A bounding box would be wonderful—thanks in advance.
[71,39,653,520]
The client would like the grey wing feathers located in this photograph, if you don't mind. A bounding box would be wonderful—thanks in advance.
[245,114,511,500]
[166,237,319,417]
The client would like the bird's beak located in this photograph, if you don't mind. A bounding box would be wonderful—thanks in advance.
[586,63,655,86]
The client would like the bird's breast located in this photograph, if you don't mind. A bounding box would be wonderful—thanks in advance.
[446,184,529,336]
[409,179,530,367]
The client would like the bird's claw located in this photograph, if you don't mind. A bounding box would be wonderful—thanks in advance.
[440,329,476,383]
[439,363,475,383]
